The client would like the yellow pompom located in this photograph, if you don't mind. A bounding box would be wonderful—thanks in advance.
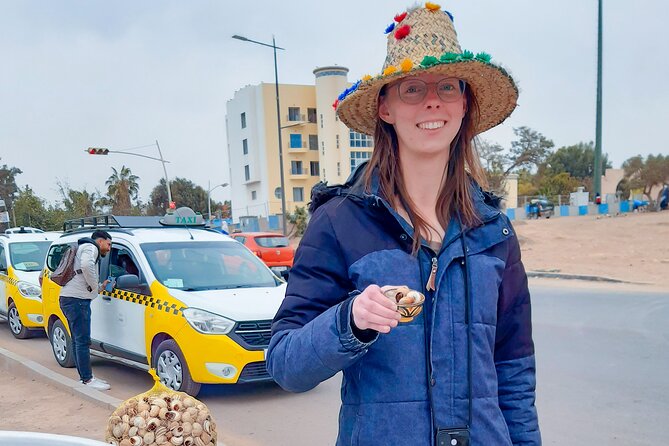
[425,2,441,11]
[362,74,372,82]
[400,58,413,72]
[383,66,397,76]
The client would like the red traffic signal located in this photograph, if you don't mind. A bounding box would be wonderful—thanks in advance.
[169,201,176,209]
[86,148,109,155]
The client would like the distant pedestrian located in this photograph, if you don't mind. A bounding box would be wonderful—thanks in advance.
[59,230,112,390]
[660,184,668,211]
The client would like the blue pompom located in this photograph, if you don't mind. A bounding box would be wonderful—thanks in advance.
[445,10,454,22]
[385,23,395,34]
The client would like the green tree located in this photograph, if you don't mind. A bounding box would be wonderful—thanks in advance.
[622,154,669,203]
[546,142,612,180]
[504,126,554,176]
[148,178,209,215]
[105,166,140,215]
[537,172,580,197]
[288,206,308,237]
[0,160,23,228]
[12,186,50,229]
[57,181,104,217]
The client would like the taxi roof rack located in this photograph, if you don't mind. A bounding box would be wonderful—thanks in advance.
[62,215,163,233]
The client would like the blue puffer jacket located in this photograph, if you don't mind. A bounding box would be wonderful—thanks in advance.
[267,165,541,445]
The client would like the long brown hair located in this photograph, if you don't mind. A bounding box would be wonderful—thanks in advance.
[363,86,488,254]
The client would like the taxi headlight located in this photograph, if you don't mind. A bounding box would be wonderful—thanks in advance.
[182,308,235,335]
[17,281,42,299]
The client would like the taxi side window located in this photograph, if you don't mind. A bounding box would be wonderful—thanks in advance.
[233,236,246,244]
[46,244,71,271]
[0,245,6,271]
[109,246,142,281]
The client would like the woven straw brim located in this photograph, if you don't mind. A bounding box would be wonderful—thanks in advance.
[337,59,518,136]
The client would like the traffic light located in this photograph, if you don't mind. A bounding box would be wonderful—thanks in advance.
[86,148,109,155]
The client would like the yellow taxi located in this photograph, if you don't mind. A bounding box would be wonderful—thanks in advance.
[0,230,59,338]
[41,208,286,396]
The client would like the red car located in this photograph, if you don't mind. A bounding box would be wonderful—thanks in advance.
[231,232,294,278]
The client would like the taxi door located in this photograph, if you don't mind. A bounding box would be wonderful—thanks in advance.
[0,244,8,314]
[93,243,147,361]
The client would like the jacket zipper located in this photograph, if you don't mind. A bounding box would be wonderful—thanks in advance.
[426,257,438,291]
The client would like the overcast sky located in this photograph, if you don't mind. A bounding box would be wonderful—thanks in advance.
[1,0,667,206]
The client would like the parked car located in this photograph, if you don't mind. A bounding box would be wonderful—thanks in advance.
[0,231,60,338]
[231,232,294,279]
[528,197,554,219]
[41,208,285,396]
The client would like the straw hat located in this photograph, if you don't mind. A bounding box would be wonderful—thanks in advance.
[335,3,518,136]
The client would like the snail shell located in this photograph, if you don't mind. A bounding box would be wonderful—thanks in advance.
[170,436,184,446]
[165,410,181,422]
[397,295,415,305]
[133,416,147,429]
[202,420,211,435]
[169,400,182,411]
[182,397,195,408]
[151,398,168,409]
[199,433,211,445]
[155,426,168,437]
[181,412,193,424]
[129,436,143,446]
[146,418,160,432]
[112,423,124,439]
[129,426,139,438]
[195,412,208,424]
[191,423,203,437]
[183,437,194,446]
[193,438,205,446]
[158,407,169,420]
[149,405,161,417]
[143,432,155,445]
[155,435,167,445]
[181,422,192,435]
[120,440,132,446]
[171,426,184,437]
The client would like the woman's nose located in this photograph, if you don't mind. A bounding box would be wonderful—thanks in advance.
[423,85,441,108]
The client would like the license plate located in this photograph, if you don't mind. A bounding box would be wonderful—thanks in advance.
[272,266,288,272]
[264,348,268,359]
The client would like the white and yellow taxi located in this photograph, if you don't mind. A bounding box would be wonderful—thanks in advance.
[41,208,286,396]
[0,230,59,338]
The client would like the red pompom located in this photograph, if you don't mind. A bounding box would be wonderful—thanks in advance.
[394,12,407,22]
[332,99,339,110]
[394,24,411,40]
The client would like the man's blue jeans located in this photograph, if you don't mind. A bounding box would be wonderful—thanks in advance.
[59,296,93,382]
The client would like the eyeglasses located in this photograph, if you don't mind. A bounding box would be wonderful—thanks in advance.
[395,77,466,104]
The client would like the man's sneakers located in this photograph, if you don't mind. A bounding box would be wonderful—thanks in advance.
[83,377,111,391]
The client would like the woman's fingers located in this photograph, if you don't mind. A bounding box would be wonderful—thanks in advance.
[352,284,402,332]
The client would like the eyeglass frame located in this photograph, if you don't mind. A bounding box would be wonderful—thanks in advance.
[388,77,467,105]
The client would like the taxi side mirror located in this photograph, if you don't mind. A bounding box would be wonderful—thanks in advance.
[115,274,152,296]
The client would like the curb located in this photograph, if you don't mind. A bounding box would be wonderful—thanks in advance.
[0,344,123,411]
[527,271,636,284]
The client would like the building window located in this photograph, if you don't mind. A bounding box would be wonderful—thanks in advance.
[321,141,325,155]
[309,135,318,150]
[291,160,303,175]
[290,134,302,148]
[288,107,301,121]
[336,134,340,149]
[274,187,282,199]
[308,108,317,123]
[251,190,257,200]
[337,162,341,176]
[293,187,304,202]
[242,139,248,155]
[350,151,372,173]
[350,130,374,148]
[320,114,323,128]
[310,161,320,176]
[241,112,246,129]
[244,164,250,181]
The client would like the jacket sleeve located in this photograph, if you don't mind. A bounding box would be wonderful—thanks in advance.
[266,206,377,393]
[79,245,99,292]
[495,228,541,445]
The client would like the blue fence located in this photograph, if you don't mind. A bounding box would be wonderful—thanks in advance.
[506,200,634,221]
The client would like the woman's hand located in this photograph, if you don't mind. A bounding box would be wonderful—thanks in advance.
[351,285,402,333]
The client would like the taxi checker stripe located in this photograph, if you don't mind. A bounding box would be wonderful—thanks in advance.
[0,274,18,286]
[101,289,186,316]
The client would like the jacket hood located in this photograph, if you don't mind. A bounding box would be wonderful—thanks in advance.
[308,161,502,222]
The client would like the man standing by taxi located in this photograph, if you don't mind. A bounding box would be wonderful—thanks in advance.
[59,230,112,390]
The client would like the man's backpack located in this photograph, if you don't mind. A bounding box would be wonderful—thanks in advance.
[50,244,80,287]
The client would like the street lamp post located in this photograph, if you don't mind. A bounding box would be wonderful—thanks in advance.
[232,34,288,235]
[593,0,603,198]
[86,140,173,206]
[207,181,229,222]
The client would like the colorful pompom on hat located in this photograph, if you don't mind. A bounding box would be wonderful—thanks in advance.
[335,3,518,136]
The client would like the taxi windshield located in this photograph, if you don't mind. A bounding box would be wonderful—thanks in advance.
[9,241,52,272]
[141,241,279,291]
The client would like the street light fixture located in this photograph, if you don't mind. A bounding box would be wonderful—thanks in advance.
[207,181,229,222]
[233,34,288,235]
[85,140,173,206]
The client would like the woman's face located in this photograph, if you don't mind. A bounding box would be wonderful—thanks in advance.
[378,72,467,159]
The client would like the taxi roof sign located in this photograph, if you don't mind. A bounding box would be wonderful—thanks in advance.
[160,207,205,227]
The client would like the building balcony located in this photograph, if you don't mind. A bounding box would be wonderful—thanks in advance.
[289,168,310,180]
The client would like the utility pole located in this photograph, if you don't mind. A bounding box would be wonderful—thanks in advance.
[593,0,603,198]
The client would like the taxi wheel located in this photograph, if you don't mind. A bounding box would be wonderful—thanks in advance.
[50,319,75,368]
[8,301,31,339]
[154,339,201,397]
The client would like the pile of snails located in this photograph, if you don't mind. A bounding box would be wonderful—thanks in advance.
[105,391,216,446]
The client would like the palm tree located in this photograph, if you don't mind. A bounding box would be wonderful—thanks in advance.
[105,166,140,215]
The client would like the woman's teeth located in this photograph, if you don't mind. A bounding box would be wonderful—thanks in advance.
[417,121,445,130]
